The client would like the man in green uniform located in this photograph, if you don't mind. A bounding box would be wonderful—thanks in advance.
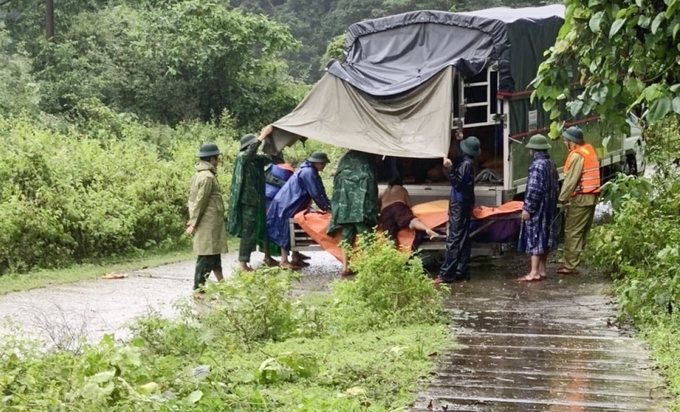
[227,125,274,272]
[186,142,229,296]
[557,126,601,275]
[327,150,379,277]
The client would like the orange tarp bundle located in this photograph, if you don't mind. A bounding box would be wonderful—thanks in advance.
[293,200,524,262]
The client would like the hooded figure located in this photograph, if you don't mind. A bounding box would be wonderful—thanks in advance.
[266,151,332,269]
[226,129,271,271]
[186,142,228,294]
[436,135,480,284]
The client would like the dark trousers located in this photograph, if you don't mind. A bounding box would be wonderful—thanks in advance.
[238,206,258,262]
[439,201,472,281]
[194,254,222,290]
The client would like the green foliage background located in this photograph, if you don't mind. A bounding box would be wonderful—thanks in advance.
[533,0,680,136]
[585,119,680,409]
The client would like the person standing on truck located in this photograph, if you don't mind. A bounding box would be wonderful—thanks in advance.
[557,126,601,275]
[435,135,481,285]
[517,135,560,282]
[327,150,379,277]
[227,125,273,272]
[186,142,228,297]
[267,151,332,270]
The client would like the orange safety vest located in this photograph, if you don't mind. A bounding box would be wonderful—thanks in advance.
[563,143,601,196]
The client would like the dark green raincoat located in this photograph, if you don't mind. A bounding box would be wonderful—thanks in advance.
[227,142,270,260]
[327,150,379,235]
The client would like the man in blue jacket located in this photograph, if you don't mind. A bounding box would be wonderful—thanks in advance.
[435,135,481,284]
[266,151,332,269]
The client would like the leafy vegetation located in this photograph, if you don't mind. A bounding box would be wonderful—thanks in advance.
[2,0,306,129]
[585,119,680,409]
[533,0,680,136]
[1,241,450,411]
[0,109,344,275]
[328,233,447,333]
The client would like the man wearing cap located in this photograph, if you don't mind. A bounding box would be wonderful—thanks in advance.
[436,135,481,284]
[517,135,560,282]
[186,142,228,295]
[227,125,273,271]
[327,150,379,277]
[266,151,332,269]
[557,126,601,275]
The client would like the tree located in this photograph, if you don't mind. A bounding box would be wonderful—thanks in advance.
[0,24,40,116]
[532,0,680,137]
[10,0,304,129]
[320,33,346,71]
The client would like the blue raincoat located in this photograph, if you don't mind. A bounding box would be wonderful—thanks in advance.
[266,161,332,250]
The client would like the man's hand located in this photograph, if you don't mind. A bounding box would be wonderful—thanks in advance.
[521,210,531,221]
[185,223,195,236]
[443,158,453,168]
[258,124,274,141]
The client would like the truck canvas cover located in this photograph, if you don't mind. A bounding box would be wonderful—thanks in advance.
[269,5,565,158]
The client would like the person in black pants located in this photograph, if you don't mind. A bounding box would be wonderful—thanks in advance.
[435,135,480,284]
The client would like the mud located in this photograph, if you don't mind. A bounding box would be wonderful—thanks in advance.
[0,251,341,346]
[411,255,671,411]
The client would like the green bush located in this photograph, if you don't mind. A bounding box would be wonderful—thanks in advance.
[201,269,305,346]
[325,233,447,332]
[586,118,680,321]
[584,118,680,410]
[0,115,231,273]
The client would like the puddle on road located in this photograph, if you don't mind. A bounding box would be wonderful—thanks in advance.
[413,252,671,412]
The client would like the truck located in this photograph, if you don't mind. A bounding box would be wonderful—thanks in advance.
[265,5,645,253]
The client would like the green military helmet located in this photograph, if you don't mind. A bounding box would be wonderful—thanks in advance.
[562,126,584,144]
[196,142,221,158]
[460,136,481,157]
[307,151,330,164]
[525,134,552,150]
[239,134,259,151]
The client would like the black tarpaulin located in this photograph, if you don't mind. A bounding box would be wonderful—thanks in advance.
[327,5,564,96]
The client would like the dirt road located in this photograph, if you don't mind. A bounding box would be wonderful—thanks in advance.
[0,251,341,347]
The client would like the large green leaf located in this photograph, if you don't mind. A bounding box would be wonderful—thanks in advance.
[610,18,626,37]
[569,99,584,117]
[589,11,604,33]
[672,96,680,114]
[186,390,203,404]
[647,96,672,123]
[652,13,665,34]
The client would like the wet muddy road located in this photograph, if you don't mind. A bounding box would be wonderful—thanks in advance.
[0,251,341,345]
[412,256,671,411]
[0,248,671,410]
